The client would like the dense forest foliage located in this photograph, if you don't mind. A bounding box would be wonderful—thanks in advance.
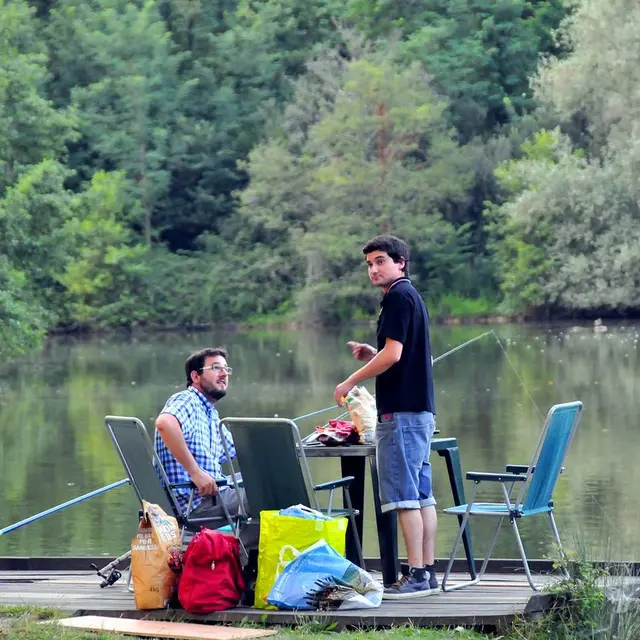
[1,0,639,357]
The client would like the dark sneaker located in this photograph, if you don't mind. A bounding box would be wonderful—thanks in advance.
[425,564,439,593]
[400,562,440,593]
[383,568,433,599]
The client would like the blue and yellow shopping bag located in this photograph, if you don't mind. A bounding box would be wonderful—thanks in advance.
[253,509,347,609]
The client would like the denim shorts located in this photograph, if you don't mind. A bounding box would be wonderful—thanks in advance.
[376,411,437,513]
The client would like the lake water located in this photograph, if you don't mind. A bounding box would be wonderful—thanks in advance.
[1,322,639,563]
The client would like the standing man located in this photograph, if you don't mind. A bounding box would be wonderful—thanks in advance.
[334,235,438,599]
[154,347,248,521]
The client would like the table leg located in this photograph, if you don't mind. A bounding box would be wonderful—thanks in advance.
[340,456,365,566]
[369,456,399,586]
[436,447,476,579]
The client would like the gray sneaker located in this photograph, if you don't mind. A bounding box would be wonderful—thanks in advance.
[425,565,439,593]
[400,562,439,593]
[383,568,433,599]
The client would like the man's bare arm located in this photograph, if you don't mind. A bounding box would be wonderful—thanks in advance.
[334,338,403,404]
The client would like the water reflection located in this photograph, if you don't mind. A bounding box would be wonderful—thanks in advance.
[1,323,639,561]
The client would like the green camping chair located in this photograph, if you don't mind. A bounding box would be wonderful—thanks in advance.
[219,416,364,568]
[441,401,583,592]
[96,415,241,588]
[105,415,239,532]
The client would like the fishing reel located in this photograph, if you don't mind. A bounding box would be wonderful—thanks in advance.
[90,563,123,588]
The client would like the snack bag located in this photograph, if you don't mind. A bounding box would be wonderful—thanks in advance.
[130,500,182,609]
[344,386,377,444]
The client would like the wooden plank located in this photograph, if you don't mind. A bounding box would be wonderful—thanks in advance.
[54,616,277,640]
[73,608,522,630]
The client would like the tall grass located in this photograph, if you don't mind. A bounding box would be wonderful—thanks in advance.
[510,525,640,640]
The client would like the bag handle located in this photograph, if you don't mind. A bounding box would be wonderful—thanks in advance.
[275,544,299,579]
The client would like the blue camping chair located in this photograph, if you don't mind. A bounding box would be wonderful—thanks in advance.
[441,401,583,592]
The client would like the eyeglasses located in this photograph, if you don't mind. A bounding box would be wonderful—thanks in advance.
[200,364,233,376]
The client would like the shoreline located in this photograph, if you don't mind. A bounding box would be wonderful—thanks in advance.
[45,309,637,338]
[47,311,607,338]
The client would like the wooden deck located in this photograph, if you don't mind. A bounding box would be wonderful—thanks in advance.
[0,567,554,630]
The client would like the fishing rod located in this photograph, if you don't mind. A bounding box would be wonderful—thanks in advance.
[0,331,504,535]
[0,478,130,537]
[296,329,496,433]
[432,329,493,365]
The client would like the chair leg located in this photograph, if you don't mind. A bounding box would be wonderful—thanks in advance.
[548,511,570,579]
[442,484,481,592]
[442,515,504,592]
[476,516,505,580]
[510,517,539,591]
[344,489,365,569]
[219,493,248,563]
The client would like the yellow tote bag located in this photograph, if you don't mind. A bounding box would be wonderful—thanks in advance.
[253,510,348,609]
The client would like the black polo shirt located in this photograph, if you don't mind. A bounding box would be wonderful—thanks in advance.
[375,278,436,415]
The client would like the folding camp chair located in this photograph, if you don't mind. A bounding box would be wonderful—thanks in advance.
[97,415,240,587]
[220,416,365,568]
[441,400,583,592]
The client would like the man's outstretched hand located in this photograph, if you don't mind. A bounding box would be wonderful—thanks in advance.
[347,341,377,362]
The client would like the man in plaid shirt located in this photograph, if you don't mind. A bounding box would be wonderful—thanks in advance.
[154,347,248,520]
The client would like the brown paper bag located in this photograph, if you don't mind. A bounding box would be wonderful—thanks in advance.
[131,500,182,609]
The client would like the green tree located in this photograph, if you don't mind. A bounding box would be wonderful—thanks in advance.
[341,0,567,141]
[150,0,346,250]
[534,0,640,155]
[47,0,190,246]
[399,0,559,142]
[489,0,640,314]
[0,0,77,192]
[60,171,150,327]
[0,160,77,314]
[235,47,474,323]
[0,259,47,359]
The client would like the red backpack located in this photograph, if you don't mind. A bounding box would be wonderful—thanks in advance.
[178,528,245,613]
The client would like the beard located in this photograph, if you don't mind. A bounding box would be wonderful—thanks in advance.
[208,387,227,401]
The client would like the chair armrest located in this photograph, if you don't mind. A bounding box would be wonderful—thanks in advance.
[172,481,195,489]
[172,478,228,489]
[505,465,564,475]
[314,476,354,492]
[467,472,527,482]
[505,465,534,474]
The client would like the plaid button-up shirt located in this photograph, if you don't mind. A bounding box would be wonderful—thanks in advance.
[154,386,236,513]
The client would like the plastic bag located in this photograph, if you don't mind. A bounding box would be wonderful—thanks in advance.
[253,510,347,609]
[344,386,377,444]
[279,504,333,520]
[130,500,182,609]
[267,539,382,611]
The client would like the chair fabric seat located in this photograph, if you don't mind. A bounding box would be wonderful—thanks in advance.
[445,503,516,516]
[444,503,554,517]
